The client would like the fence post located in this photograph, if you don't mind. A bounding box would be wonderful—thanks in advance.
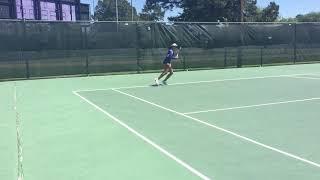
[237,47,242,68]
[182,49,187,70]
[224,47,227,68]
[293,23,297,64]
[83,25,89,76]
[137,49,141,73]
[136,22,141,73]
[86,26,89,76]
[22,20,30,79]
[237,23,245,68]
[25,58,30,79]
[85,54,89,76]
[260,47,263,66]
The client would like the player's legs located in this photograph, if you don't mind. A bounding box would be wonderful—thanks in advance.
[163,66,173,82]
[158,64,170,80]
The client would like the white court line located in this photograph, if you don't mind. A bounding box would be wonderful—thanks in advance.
[183,97,320,115]
[73,91,211,180]
[74,73,318,93]
[14,82,24,180]
[112,89,320,169]
[289,76,320,80]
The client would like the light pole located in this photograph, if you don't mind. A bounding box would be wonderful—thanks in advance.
[131,0,133,21]
[116,0,119,23]
[92,0,95,18]
[240,0,244,22]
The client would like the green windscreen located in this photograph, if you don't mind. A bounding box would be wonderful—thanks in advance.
[0,20,319,80]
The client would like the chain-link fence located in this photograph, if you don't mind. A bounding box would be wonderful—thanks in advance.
[1,20,320,80]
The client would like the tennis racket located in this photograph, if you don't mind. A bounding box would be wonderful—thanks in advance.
[173,46,182,59]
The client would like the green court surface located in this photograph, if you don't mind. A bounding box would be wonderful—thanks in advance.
[2,63,320,180]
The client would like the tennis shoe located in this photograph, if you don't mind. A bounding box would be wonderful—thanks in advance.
[162,80,167,85]
[155,78,160,86]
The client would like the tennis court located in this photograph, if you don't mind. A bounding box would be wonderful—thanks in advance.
[2,63,320,180]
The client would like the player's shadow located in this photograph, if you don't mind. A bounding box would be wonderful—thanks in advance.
[151,84,161,87]
[150,83,167,87]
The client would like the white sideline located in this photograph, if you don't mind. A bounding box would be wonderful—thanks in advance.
[14,82,24,180]
[74,73,318,93]
[183,97,320,115]
[112,89,320,169]
[289,76,320,80]
[73,91,211,180]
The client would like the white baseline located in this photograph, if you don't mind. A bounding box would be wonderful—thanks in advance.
[74,73,318,93]
[288,76,320,80]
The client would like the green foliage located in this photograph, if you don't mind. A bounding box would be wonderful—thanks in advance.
[167,0,243,22]
[258,2,279,22]
[296,12,320,22]
[140,1,165,21]
[144,0,280,22]
[279,12,320,22]
[94,0,139,21]
[278,17,297,22]
[243,0,260,22]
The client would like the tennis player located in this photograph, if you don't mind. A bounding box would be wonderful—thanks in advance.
[155,43,180,85]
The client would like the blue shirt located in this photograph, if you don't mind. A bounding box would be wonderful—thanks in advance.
[163,48,175,64]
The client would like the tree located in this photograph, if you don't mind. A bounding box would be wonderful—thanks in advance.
[243,0,259,22]
[279,12,320,22]
[140,1,165,21]
[278,17,296,22]
[164,0,240,22]
[296,12,320,22]
[258,2,279,22]
[224,0,260,22]
[94,0,139,21]
[144,0,279,22]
